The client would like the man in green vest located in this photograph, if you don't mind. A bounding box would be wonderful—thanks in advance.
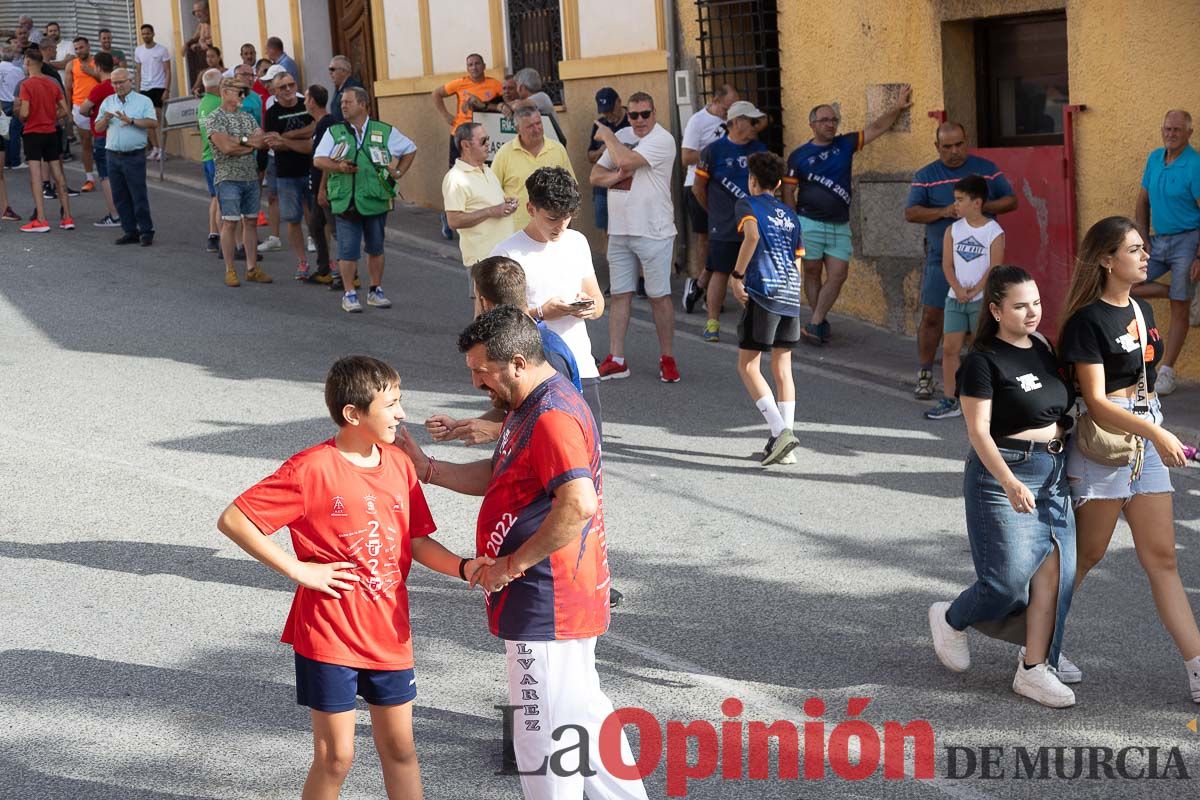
[313,86,418,313]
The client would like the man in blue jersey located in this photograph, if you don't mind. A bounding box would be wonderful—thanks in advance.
[692,100,768,342]
[730,152,805,467]
[783,87,911,346]
[905,121,1016,399]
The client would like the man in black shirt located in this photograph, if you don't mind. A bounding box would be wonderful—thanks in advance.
[305,84,335,284]
[263,72,315,280]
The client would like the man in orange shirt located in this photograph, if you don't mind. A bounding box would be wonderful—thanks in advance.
[64,36,99,190]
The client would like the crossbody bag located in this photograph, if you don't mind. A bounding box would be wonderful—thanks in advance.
[1073,300,1148,472]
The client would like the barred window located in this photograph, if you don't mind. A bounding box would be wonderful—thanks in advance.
[507,0,565,105]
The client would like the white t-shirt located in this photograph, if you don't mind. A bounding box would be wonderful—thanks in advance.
[490,229,599,379]
[598,124,676,240]
[681,107,726,186]
[949,218,1004,301]
[134,44,172,90]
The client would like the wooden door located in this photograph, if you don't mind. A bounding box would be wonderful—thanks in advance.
[328,0,378,110]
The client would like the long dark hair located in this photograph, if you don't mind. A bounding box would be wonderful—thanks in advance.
[971,265,1035,351]
[1058,215,1138,338]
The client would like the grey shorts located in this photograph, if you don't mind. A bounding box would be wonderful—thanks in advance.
[1066,396,1173,505]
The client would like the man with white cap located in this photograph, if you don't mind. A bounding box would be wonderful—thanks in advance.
[691,100,767,342]
[256,62,292,252]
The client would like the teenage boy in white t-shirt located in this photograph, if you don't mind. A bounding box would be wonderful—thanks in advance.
[133,24,171,159]
[925,174,1005,420]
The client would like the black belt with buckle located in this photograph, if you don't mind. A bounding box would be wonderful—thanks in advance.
[995,436,1065,455]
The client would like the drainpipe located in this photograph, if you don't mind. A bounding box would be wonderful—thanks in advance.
[664,0,687,269]
[1063,104,1086,268]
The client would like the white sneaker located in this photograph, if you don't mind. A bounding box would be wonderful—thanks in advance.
[147,148,161,161]
[367,287,392,308]
[1157,365,1177,396]
[1019,646,1082,684]
[1012,658,1075,708]
[257,235,283,252]
[1187,656,1200,703]
[928,601,970,672]
[306,236,317,253]
[341,291,363,313]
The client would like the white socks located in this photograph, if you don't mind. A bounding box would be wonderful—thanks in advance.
[755,394,786,437]
[778,400,795,431]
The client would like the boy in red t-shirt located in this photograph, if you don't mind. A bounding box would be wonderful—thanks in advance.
[218,355,491,798]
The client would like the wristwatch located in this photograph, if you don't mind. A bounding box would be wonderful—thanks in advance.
[731,271,746,280]
[239,135,248,146]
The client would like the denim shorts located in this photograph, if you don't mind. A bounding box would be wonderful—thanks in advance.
[334,210,388,261]
[202,160,216,197]
[276,175,312,223]
[947,446,1076,665]
[1144,229,1199,301]
[93,141,108,180]
[264,153,278,196]
[943,297,982,334]
[217,179,262,220]
[1067,395,1174,504]
[593,189,608,230]
[608,234,674,297]
[921,258,951,309]
[294,652,416,713]
[798,216,852,262]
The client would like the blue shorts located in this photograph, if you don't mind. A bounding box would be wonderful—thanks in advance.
[592,189,608,230]
[921,258,951,309]
[334,210,388,261]
[264,154,278,197]
[1067,396,1174,505]
[798,216,852,262]
[1144,229,1199,301]
[203,160,216,197]
[217,179,261,220]
[92,141,108,180]
[294,652,417,713]
[277,175,312,223]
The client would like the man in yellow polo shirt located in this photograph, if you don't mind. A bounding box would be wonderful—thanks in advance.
[442,121,518,279]
[491,105,575,231]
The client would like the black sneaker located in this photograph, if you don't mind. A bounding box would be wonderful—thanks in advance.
[800,323,825,347]
[206,234,220,253]
[42,183,56,200]
[609,588,624,608]
[330,274,344,291]
[64,186,81,197]
[114,233,139,245]
[682,278,705,313]
[235,245,247,261]
[636,276,647,297]
[819,320,832,344]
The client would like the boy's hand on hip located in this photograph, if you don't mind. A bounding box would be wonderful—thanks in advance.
[292,560,360,598]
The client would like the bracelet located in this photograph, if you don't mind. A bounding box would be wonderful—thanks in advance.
[504,554,525,580]
[422,456,438,485]
[731,271,746,280]
[458,557,468,581]
[533,304,544,322]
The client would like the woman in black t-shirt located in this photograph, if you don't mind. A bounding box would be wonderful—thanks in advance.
[1059,215,1200,704]
[928,266,1078,708]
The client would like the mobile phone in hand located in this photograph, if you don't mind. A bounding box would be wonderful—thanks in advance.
[568,299,595,308]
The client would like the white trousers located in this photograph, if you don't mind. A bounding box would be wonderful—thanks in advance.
[505,637,649,800]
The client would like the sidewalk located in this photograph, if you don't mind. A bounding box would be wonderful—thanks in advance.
[127,158,1200,443]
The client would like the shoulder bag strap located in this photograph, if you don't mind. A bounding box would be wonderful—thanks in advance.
[1130,299,1149,412]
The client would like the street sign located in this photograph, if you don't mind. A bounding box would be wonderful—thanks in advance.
[162,96,202,131]
[474,111,560,163]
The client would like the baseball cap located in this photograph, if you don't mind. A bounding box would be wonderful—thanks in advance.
[726,100,765,121]
[263,64,289,82]
[595,87,619,113]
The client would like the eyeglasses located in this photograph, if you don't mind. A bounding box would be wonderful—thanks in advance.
[628,110,653,120]
[813,117,839,125]
[475,136,491,146]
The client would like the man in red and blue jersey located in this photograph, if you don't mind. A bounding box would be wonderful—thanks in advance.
[905,121,1017,400]
[692,100,768,343]
[399,306,647,800]
[782,87,911,346]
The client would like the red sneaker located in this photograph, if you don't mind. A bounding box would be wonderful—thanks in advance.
[81,180,96,193]
[659,355,681,383]
[597,354,630,381]
[20,219,50,233]
[59,216,76,230]
[257,211,268,227]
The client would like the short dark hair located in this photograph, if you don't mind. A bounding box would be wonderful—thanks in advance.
[306,83,329,107]
[324,355,401,427]
[747,151,785,189]
[471,257,528,308]
[954,174,988,202]
[46,21,60,29]
[266,36,284,50]
[93,51,114,72]
[343,86,370,107]
[98,28,111,35]
[255,58,272,69]
[525,167,580,216]
[141,24,154,33]
[73,36,88,45]
[454,121,482,148]
[458,305,545,365]
[25,46,43,63]
[627,91,654,109]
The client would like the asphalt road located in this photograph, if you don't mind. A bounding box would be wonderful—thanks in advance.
[2,166,1200,799]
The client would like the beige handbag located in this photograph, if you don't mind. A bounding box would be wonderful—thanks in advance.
[1073,300,1147,470]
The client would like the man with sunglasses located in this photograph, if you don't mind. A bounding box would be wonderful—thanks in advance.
[783,87,912,347]
[263,70,316,280]
[442,121,517,276]
[95,68,157,244]
[326,55,361,124]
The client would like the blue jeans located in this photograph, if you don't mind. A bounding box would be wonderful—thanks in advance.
[334,211,387,261]
[108,150,153,237]
[947,447,1076,665]
[2,101,20,167]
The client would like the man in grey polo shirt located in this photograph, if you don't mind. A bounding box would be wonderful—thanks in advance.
[1133,109,1200,395]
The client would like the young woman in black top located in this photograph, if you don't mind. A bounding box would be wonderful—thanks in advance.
[928,266,1078,707]
[1059,215,1200,703]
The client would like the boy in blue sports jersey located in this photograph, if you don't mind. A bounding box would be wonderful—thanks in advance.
[730,152,805,467]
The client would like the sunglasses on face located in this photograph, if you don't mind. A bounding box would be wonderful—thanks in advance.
[628,110,653,120]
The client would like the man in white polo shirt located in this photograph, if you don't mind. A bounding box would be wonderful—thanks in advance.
[589,91,679,383]
[442,121,518,284]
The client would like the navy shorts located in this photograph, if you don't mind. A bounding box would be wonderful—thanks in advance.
[707,238,742,274]
[93,141,109,180]
[295,652,417,713]
[203,160,216,196]
[592,189,608,230]
[686,190,708,235]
